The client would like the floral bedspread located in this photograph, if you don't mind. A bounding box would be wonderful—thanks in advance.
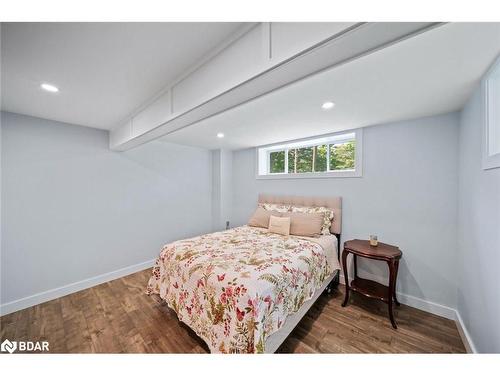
[146,225,338,353]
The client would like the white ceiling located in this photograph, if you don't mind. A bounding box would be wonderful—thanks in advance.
[1,22,244,129]
[161,23,500,150]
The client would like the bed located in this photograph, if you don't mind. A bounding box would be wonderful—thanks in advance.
[146,194,342,353]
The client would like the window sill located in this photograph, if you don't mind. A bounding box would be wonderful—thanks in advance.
[256,170,362,179]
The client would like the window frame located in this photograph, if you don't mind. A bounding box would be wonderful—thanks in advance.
[482,56,500,170]
[256,128,363,179]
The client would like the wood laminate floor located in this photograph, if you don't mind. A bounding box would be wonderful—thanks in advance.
[0,269,466,353]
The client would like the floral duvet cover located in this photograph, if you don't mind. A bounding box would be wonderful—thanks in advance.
[146,225,339,353]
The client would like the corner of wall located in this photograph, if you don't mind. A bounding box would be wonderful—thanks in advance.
[211,149,234,231]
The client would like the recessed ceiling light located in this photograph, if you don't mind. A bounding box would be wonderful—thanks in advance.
[321,101,335,110]
[40,83,59,93]
[217,133,225,138]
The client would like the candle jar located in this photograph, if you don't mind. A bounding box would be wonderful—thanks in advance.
[369,235,378,246]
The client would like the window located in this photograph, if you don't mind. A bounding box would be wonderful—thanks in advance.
[257,129,362,178]
[483,56,500,170]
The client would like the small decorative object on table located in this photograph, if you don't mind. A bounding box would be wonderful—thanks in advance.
[341,239,402,329]
[369,235,378,246]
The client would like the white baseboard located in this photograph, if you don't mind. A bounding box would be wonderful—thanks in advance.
[339,273,476,352]
[339,273,456,320]
[454,309,477,353]
[0,259,155,316]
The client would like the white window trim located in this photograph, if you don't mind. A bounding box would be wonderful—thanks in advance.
[256,128,363,179]
[482,55,500,170]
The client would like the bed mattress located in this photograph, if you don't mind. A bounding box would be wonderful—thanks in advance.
[147,225,340,353]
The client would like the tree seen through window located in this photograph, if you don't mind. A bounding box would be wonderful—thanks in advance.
[269,150,285,173]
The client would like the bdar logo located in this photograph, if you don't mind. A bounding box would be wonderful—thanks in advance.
[1,339,17,353]
[0,339,49,353]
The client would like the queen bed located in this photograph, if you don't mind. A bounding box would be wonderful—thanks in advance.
[146,194,342,353]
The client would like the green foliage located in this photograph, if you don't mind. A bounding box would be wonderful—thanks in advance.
[258,273,280,286]
[269,140,355,174]
[269,151,285,173]
[288,145,327,173]
[314,145,328,172]
[330,141,355,170]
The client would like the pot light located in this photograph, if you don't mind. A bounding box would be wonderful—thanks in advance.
[41,83,59,93]
[217,133,225,138]
[321,101,335,110]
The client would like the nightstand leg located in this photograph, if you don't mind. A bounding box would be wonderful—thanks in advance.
[393,260,400,306]
[388,260,397,329]
[341,250,350,307]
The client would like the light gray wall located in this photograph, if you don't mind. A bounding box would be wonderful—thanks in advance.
[457,88,500,353]
[1,111,212,305]
[231,113,460,309]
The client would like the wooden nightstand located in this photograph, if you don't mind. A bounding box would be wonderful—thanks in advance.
[341,239,403,329]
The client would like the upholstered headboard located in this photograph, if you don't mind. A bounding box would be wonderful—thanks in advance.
[258,194,342,235]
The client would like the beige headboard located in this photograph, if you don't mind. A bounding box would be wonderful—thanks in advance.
[258,194,342,235]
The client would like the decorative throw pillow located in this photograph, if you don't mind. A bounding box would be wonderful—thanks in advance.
[268,215,291,236]
[259,203,291,213]
[290,206,334,235]
[248,207,281,228]
[281,212,323,237]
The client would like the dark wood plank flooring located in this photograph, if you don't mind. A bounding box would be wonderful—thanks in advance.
[0,269,466,353]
